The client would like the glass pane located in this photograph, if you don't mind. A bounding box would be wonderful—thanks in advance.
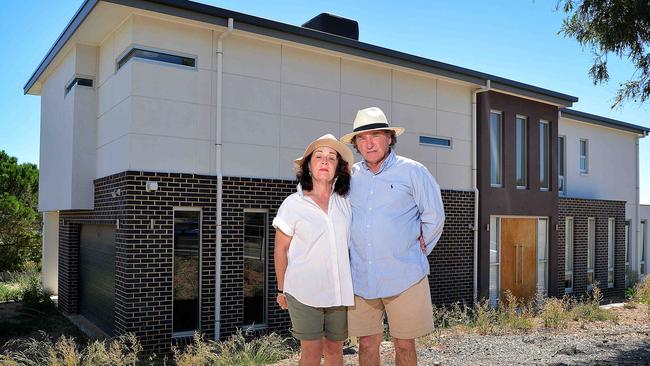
[558,137,565,175]
[539,122,549,189]
[490,217,499,264]
[537,262,547,293]
[565,218,574,272]
[608,271,614,287]
[537,219,547,261]
[489,265,499,307]
[588,219,596,270]
[516,117,527,187]
[608,219,615,268]
[490,113,502,186]
[244,212,267,326]
[587,271,594,285]
[564,272,573,289]
[173,210,200,333]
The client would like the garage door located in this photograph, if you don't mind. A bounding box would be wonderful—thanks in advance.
[79,224,115,336]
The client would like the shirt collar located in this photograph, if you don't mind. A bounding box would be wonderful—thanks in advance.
[296,181,337,197]
[361,149,396,175]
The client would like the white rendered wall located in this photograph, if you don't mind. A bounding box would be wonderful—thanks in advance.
[39,45,98,211]
[86,14,472,188]
[41,211,59,294]
[559,116,642,275]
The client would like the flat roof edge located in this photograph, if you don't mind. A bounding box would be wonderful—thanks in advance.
[561,108,650,135]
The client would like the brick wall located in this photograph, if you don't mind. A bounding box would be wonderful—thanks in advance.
[429,190,475,306]
[558,198,626,298]
[58,171,474,350]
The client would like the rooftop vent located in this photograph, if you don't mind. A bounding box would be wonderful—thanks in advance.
[302,13,359,40]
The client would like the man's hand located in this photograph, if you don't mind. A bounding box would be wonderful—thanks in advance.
[419,235,425,253]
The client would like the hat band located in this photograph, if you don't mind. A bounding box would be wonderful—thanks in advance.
[353,122,390,133]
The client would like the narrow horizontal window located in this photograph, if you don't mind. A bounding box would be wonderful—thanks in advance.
[419,135,451,148]
[65,77,93,95]
[117,48,196,70]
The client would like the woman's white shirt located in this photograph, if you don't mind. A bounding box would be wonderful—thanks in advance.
[273,185,354,307]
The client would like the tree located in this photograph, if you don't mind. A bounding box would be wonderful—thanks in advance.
[0,151,40,271]
[558,0,650,108]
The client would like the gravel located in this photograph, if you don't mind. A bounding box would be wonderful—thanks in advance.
[274,304,650,366]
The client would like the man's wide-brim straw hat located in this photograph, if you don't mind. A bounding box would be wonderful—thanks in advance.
[340,107,405,144]
[293,134,355,173]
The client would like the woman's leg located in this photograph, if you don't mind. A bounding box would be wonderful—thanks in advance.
[299,339,323,366]
[322,337,344,366]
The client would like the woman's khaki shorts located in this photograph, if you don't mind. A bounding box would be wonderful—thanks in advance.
[348,276,434,339]
[285,293,348,341]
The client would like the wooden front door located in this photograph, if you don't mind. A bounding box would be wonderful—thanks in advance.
[500,218,537,300]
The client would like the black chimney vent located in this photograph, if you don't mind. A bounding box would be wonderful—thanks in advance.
[302,13,359,40]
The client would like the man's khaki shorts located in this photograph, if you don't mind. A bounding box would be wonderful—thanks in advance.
[348,276,434,339]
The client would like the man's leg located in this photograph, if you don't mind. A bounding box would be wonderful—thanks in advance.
[358,333,382,366]
[393,337,416,366]
[299,339,323,366]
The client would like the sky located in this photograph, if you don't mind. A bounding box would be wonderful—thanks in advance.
[1,0,649,202]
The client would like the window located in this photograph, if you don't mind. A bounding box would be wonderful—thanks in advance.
[558,136,566,194]
[641,220,647,276]
[173,210,201,335]
[587,217,596,290]
[607,218,615,288]
[65,77,93,95]
[244,210,267,327]
[515,116,528,188]
[580,139,589,174]
[625,220,631,287]
[490,111,503,187]
[419,135,452,148]
[539,120,550,190]
[537,218,549,296]
[117,47,196,70]
[565,217,574,293]
[489,216,500,307]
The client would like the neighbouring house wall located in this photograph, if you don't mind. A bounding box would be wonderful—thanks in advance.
[559,117,640,277]
[558,198,626,298]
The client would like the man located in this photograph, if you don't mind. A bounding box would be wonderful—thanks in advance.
[340,107,445,366]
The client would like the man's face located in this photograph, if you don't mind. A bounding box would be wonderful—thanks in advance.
[354,130,392,167]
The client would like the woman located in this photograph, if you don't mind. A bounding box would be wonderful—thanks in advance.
[273,134,354,366]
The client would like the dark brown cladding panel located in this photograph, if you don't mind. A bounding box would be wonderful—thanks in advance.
[476,91,560,298]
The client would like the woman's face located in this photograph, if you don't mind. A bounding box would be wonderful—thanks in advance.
[309,146,338,185]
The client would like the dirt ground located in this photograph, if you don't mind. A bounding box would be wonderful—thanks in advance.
[274,304,650,366]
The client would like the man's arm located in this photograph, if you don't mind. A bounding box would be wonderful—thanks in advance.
[412,165,445,255]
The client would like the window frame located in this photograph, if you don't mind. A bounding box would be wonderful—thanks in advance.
[587,217,596,290]
[242,209,269,329]
[116,45,197,72]
[172,207,202,338]
[490,110,503,188]
[565,217,574,293]
[580,139,589,174]
[558,135,566,195]
[641,220,647,276]
[539,120,550,191]
[64,75,94,96]
[515,115,528,189]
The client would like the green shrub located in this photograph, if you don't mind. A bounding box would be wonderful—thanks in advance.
[540,296,571,329]
[0,284,21,303]
[571,282,618,323]
[633,275,650,304]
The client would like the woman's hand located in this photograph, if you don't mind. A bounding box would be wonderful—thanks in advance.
[277,293,288,310]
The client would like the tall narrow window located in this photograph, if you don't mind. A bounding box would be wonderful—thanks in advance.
[607,218,615,288]
[587,217,596,290]
[244,210,267,327]
[625,221,630,287]
[558,136,566,194]
[641,220,647,276]
[515,115,528,188]
[537,218,549,295]
[539,120,550,190]
[580,139,589,173]
[490,111,503,187]
[173,210,201,335]
[489,216,500,307]
[565,217,574,293]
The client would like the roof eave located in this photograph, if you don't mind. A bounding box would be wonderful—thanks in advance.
[561,108,650,135]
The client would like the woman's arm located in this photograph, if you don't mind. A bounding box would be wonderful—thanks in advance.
[274,228,292,310]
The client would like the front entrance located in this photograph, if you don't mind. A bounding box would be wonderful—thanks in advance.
[489,216,548,305]
[500,218,537,300]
